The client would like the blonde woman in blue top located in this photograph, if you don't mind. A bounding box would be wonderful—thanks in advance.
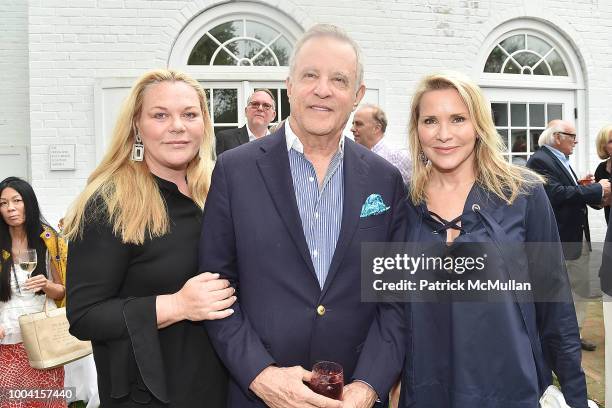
[353,72,588,408]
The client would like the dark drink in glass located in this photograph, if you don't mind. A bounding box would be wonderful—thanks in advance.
[309,361,343,400]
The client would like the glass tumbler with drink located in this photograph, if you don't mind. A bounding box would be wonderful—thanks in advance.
[309,361,344,400]
[577,173,595,186]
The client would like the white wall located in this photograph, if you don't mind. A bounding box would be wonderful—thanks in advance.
[25,0,612,240]
[0,0,30,180]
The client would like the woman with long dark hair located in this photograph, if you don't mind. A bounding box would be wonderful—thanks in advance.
[0,176,66,408]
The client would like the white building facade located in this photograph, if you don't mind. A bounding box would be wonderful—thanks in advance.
[1,0,611,240]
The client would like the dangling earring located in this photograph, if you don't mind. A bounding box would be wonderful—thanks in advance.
[131,132,144,161]
[418,150,429,164]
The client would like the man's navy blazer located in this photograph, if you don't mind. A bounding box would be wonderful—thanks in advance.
[199,128,407,407]
[215,125,249,156]
[527,147,602,260]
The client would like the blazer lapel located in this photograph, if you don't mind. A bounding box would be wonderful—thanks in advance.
[541,147,576,185]
[256,130,317,278]
[320,140,368,298]
[238,125,250,145]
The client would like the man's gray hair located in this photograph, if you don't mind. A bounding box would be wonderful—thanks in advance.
[289,23,364,90]
[538,123,564,147]
[359,103,387,133]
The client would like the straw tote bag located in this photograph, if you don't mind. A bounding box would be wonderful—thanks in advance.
[18,298,92,369]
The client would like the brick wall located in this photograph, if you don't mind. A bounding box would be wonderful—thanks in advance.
[0,0,29,152]
[23,0,612,242]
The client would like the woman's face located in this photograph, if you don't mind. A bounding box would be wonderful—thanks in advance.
[135,80,205,176]
[0,187,26,228]
[606,131,612,156]
[417,88,477,176]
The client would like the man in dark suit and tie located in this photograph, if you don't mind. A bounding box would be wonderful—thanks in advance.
[215,88,277,156]
[199,24,406,407]
[527,119,611,351]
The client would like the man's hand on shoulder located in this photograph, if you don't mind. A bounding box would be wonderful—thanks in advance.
[250,366,342,408]
[341,381,378,408]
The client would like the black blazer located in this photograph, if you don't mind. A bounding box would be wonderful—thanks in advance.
[527,147,602,260]
[215,125,249,156]
[601,216,612,296]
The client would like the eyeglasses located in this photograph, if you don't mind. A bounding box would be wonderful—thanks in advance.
[248,101,274,111]
[557,131,577,140]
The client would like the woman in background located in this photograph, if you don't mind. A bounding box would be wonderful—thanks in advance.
[594,124,612,223]
[0,176,66,408]
[64,69,235,407]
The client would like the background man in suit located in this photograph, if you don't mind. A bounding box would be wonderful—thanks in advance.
[351,104,412,185]
[199,24,406,408]
[215,88,276,156]
[527,119,611,351]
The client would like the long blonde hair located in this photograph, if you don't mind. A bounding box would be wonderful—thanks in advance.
[63,69,214,244]
[408,71,543,205]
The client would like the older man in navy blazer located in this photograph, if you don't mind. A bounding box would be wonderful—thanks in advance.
[199,24,405,407]
[527,119,611,351]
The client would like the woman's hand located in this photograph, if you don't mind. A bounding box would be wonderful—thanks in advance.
[156,272,236,328]
[174,273,236,321]
[25,274,50,293]
[25,275,65,300]
[0,325,5,340]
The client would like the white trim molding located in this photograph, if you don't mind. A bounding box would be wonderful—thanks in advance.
[168,1,305,80]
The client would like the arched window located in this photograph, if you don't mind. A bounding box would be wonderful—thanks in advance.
[169,3,303,133]
[484,33,568,76]
[187,19,292,67]
[478,21,584,166]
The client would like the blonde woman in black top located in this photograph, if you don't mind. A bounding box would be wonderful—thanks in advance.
[63,69,236,407]
[595,124,612,223]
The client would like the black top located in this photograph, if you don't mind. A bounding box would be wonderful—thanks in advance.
[595,160,611,223]
[66,176,227,407]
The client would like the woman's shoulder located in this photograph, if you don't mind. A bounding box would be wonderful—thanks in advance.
[595,160,609,180]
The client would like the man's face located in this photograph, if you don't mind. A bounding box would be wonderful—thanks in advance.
[554,123,577,156]
[351,108,381,149]
[286,36,365,141]
[245,91,276,129]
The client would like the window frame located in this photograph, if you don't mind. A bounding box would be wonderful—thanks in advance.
[168,2,303,81]
[477,20,584,91]
[477,19,588,173]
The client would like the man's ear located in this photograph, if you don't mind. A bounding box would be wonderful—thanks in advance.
[353,84,366,110]
[285,76,292,98]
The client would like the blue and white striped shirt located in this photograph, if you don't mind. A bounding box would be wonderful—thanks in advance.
[285,121,344,288]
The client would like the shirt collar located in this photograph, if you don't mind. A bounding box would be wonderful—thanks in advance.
[371,137,387,153]
[246,123,270,142]
[543,144,570,163]
[284,120,345,156]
